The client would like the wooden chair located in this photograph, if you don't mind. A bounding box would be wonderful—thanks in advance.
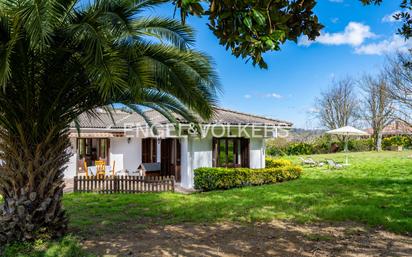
[95,160,106,178]
[326,160,343,169]
[111,160,116,176]
[83,160,89,177]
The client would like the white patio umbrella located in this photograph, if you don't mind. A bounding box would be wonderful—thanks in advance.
[326,126,369,165]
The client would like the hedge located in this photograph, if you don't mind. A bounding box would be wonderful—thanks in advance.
[194,166,302,191]
[265,158,292,168]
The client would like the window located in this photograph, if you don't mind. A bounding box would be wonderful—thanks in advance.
[77,138,109,165]
[142,138,157,163]
[99,139,108,159]
[213,138,249,168]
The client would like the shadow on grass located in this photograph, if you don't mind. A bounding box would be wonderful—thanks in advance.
[81,220,412,257]
[64,175,412,236]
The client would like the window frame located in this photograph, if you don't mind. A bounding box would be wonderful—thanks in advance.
[212,137,249,168]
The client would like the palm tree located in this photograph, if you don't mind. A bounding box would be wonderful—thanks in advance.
[0,0,219,243]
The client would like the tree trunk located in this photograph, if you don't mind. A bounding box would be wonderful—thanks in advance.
[0,128,70,244]
[374,130,383,151]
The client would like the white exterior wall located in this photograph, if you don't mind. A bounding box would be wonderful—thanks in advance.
[180,137,191,188]
[64,138,78,178]
[249,138,265,169]
[190,136,213,170]
[110,137,141,173]
[64,131,269,189]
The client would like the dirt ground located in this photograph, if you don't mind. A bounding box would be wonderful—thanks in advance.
[81,220,412,257]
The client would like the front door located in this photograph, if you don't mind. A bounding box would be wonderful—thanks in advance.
[161,138,181,182]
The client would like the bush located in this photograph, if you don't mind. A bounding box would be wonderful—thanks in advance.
[194,166,302,191]
[382,135,412,149]
[285,143,314,155]
[265,158,292,168]
[266,136,375,156]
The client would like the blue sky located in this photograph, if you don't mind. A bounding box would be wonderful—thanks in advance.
[150,0,409,128]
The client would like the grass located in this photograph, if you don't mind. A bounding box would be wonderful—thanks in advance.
[64,150,412,236]
[2,236,93,257]
[2,151,412,256]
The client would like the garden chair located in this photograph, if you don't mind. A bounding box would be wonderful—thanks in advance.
[326,160,343,169]
[83,160,89,177]
[111,160,116,176]
[307,157,325,167]
[95,160,106,178]
[299,157,317,166]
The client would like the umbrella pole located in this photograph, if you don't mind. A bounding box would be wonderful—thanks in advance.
[344,135,348,165]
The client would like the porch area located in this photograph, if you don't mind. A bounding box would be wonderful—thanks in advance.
[74,137,182,182]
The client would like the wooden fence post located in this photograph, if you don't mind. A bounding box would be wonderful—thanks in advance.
[171,176,175,192]
[73,176,78,192]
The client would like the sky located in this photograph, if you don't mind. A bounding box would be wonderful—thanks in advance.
[149,0,409,128]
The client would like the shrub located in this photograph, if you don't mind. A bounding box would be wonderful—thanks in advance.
[265,158,292,168]
[382,135,412,149]
[286,143,314,155]
[194,166,302,191]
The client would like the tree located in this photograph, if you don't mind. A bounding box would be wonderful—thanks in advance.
[315,78,359,139]
[0,0,219,244]
[385,53,412,122]
[359,74,394,151]
[171,0,412,69]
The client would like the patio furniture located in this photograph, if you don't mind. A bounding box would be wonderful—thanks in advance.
[95,160,106,178]
[326,160,343,169]
[83,160,89,177]
[88,165,112,176]
[111,160,116,176]
[299,157,317,166]
[139,162,161,176]
[326,126,369,165]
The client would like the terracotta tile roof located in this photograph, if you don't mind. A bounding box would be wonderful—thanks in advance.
[366,120,412,135]
[70,107,292,129]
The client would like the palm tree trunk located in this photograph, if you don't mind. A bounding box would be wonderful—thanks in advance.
[0,128,70,243]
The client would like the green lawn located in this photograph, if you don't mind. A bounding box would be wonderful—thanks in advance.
[64,151,412,236]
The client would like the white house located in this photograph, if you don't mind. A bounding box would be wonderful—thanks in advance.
[65,108,292,189]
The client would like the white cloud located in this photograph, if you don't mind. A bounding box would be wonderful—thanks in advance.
[243,94,252,99]
[265,93,282,99]
[329,0,343,3]
[355,35,412,55]
[299,22,375,47]
[382,11,401,23]
[308,108,320,114]
[331,17,339,24]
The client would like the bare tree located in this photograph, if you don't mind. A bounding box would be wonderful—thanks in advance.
[359,74,394,151]
[385,53,412,122]
[315,78,359,138]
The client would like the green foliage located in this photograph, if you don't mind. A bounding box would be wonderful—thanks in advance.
[0,0,220,243]
[266,137,374,156]
[382,135,412,149]
[172,0,411,68]
[345,138,374,152]
[265,158,292,168]
[2,236,92,257]
[194,166,302,191]
[173,0,323,68]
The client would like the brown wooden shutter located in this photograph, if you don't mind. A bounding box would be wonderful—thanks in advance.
[241,138,250,168]
[151,138,157,162]
[212,137,218,167]
[142,138,148,163]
